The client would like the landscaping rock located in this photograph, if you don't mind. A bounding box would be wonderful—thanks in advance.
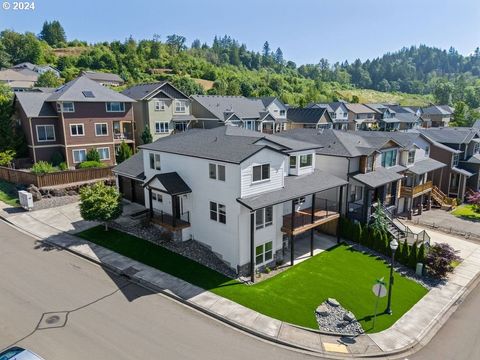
[343,311,355,322]
[51,188,67,197]
[315,304,329,317]
[327,298,340,307]
[27,185,42,202]
[67,190,77,196]
[315,300,364,336]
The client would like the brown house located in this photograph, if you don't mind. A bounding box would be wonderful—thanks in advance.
[14,76,136,168]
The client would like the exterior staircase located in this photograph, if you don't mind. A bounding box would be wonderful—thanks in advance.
[431,185,457,210]
[380,205,431,246]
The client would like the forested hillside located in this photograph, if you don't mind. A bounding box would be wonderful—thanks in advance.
[0,21,479,109]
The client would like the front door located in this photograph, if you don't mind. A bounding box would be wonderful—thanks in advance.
[173,195,181,219]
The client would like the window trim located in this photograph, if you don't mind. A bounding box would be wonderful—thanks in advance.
[252,164,270,183]
[69,123,85,137]
[97,147,110,161]
[152,191,163,203]
[255,206,273,230]
[105,102,125,113]
[381,149,398,168]
[209,163,226,181]
[299,154,313,168]
[407,149,415,165]
[452,153,460,167]
[57,102,75,113]
[36,124,56,142]
[174,100,187,113]
[72,149,87,164]
[209,201,226,224]
[154,100,166,111]
[255,241,273,265]
[155,121,169,134]
[289,156,297,169]
[95,123,109,136]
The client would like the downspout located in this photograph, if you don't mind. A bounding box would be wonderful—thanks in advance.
[29,117,36,163]
[345,157,351,217]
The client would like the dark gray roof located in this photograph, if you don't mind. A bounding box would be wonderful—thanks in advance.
[422,105,453,115]
[418,127,479,144]
[140,126,320,164]
[121,81,189,101]
[81,70,124,83]
[404,158,446,175]
[14,92,57,117]
[258,97,277,107]
[452,167,474,177]
[286,107,331,124]
[144,172,192,195]
[386,105,414,114]
[237,169,347,210]
[112,150,145,180]
[353,167,404,188]
[466,154,480,164]
[395,113,420,123]
[191,95,267,120]
[47,76,135,103]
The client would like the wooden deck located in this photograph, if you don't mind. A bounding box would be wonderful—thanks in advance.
[150,212,190,231]
[281,208,340,236]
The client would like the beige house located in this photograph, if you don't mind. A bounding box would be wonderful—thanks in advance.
[121,82,195,144]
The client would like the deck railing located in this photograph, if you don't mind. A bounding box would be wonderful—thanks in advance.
[400,180,433,198]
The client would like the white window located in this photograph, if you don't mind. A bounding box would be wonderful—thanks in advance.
[95,123,108,136]
[152,192,163,202]
[154,100,166,111]
[474,142,480,154]
[289,156,297,169]
[155,122,169,134]
[255,241,273,265]
[36,125,55,142]
[209,163,226,181]
[453,153,459,167]
[425,145,430,157]
[73,149,87,163]
[299,154,313,168]
[210,201,226,224]
[57,102,75,112]
[174,100,187,113]
[106,102,125,112]
[245,120,256,131]
[149,153,161,170]
[279,110,286,116]
[97,147,110,160]
[255,206,273,230]
[408,150,415,165]
[252,164,270,182]
[70,124,84,136]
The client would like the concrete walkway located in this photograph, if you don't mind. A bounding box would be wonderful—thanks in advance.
[2,201,480,357]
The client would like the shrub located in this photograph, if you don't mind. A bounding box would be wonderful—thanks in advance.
[382,231,391,256]
[353,222,362,243]
[50,151,64,166]
[417,243,426,264]
[360,225,369,246]
[0,149,16,167]
[467,191,480,213]
[409,242,418,269]
[59,162,68,171]
[116,141,132,164]
[425,243,462,279]
[78,161,105,169]
[401,239,410,264]
[141,126,153,144]
[86,148,100,162]
[395,239,403,263]
[31,161,56,175]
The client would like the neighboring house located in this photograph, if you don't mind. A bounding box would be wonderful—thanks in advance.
[395,112,421,131]
[0,68,38,91]
[12,62,61,77]
[81,70,124,87]
[472,119,480,129]
[420,105,454,127]
[121,82,194,143]
[365,103,401,131]
[419,127,480,196]
[190,95,282,134]
[285,107,333,130]
[113,126,347,280]
[309,102,349,130]
[344,103,377,130]
[14,76,135,168]
[258,97,288,131]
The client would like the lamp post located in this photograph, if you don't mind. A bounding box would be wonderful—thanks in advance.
[385,238,399,315]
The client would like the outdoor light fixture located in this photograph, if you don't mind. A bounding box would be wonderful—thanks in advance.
[386,238,399,315]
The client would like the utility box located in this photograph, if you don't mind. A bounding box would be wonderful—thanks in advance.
[416,262,424,276]
[18,190,33,211]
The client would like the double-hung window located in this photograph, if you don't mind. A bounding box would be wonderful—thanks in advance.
[299,154,312,168]
[279,109,286,117]
[106,102,125,112]
[255,206,273,230]
[36,125,55,142]
[210,201,226,224]
[73,149,86,163]
[453,153,459,167]
[209,163,225,181]
[149,153,161,170]
[381,150,397,168]
[70,124,84,136]
[57,102,75,112]
[152,192,163,202]
[155,122,169,134]
[95,123,108,136]
[408,150,415,165]
[97,147,110,160]
[252,164,270,182]
[474,142,480,154]
[154,100,166,111]
[174,100,187,113]
[255,242,273,265]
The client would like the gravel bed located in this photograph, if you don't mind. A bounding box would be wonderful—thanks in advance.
[111,220,237,278]
[315,299,364,336]
[32,195,80,211]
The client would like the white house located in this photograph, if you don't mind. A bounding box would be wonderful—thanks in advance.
[114,126,347,281]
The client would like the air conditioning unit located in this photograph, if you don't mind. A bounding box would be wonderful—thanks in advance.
[18,190,33,211]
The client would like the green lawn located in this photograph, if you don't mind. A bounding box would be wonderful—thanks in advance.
[452,204,480,222]
[78,226,428,333]
[0,180,18,207]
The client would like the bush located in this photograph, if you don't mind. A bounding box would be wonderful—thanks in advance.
[50,151,64,166]
[59,162,68,171]
[86,148,100,162]
[78,161,105,169]
[79,182,122,231]
[417,243,426,264]
[353,222,362,243]
[31,161,56,175]
[467,191,480,213]
[425,243,461,279]
[116,141,132,164]
[360,225,369,246]
[409,242,418,269]
[401,239,410,264]
[0,149,16,167]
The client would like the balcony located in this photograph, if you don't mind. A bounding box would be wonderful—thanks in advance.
[400,180,433,198]
[113,121,134,143]
[281,198,340,236]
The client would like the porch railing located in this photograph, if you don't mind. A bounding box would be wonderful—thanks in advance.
[284,198,338,230]
[400,180,433,198]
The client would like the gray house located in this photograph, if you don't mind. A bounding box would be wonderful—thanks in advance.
[309,102,349,130]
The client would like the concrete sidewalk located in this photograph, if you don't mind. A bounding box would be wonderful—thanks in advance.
[2,202,480,357]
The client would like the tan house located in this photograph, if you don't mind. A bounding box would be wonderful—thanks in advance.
[121,82,194,144]
[0,68,38,91]
[344,103,377,130]
[14,76,136,168]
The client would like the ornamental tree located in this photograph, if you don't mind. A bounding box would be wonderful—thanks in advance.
[425,243,461,279]
[467,191,480,213]
[79,182,123,231]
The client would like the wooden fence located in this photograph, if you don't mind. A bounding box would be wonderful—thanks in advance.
[0,166,114,188]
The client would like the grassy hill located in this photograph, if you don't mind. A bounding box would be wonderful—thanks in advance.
[335,89,434,106]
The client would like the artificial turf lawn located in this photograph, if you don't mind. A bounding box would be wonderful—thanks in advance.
[452,204,480,221]
[78,226,428,333]
[0,180,18,207]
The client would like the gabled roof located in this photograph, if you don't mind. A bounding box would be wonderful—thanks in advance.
[286,107,332,124]
[395,112,420,123]
[472,119,480,129]
[0,68,37,82]
[353,167,404,188]
[121,81,189,101]
[81,70,124,83]
[14,92,57,117]
[47,76,135,103]
[191,95,268,120]
[418,127,479,144]
[466,153,480,164]
[386,104,414,114]
[112,150,145,180]
[144,172,192,195]
[345,103,377,114]
[258,96,277,108]
[404,158,446,175]
[139,126,320,164]
[422,105,454,115]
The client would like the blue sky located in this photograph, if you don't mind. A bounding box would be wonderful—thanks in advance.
[1,0,479,65]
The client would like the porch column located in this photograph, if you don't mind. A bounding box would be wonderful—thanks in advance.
[171,195,176,227]
[439,167,444,193]
[427,191,432,210]
[290,200,295,266]
[418,194,424,215]
[250,212,255,283]
[148,188,153,219]
[337,185,344,243]
[310,193,316,257]
[408,196,413,220]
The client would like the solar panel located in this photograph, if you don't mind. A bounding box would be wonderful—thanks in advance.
[82,90,95,98]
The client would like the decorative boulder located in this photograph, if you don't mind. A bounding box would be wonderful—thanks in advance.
[51,188,67,197]
[343,311,355,322]
[27,184,42,201]
[315,304,329,317]
[327,298,340,307]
